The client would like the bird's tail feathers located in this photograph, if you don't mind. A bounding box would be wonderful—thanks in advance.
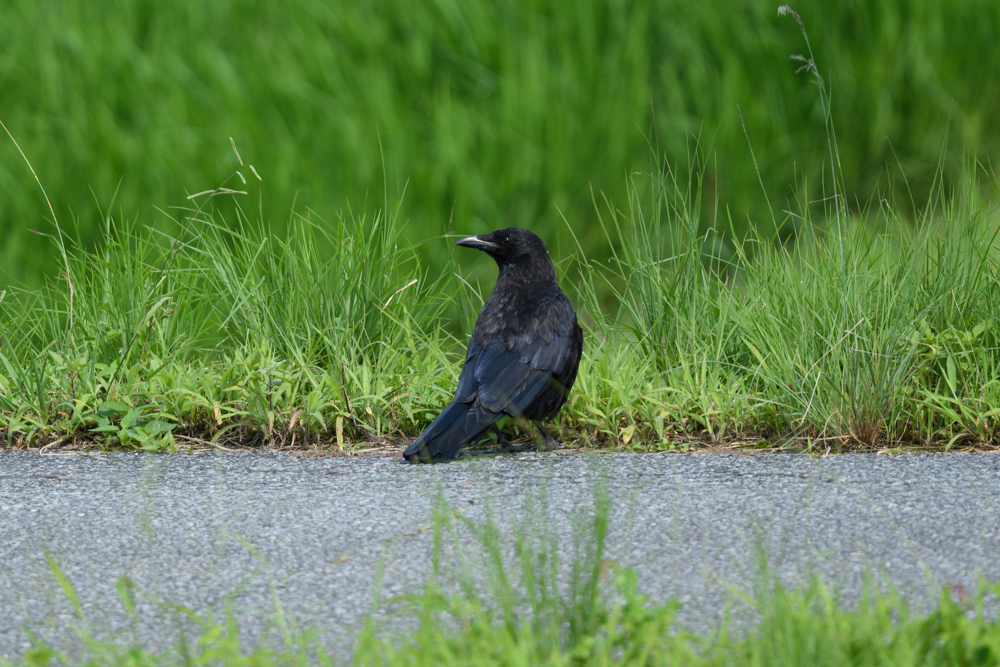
[402,400,498,463]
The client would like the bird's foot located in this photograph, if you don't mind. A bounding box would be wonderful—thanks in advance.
[490,425,536,453]
[502,442,537,453]
[491,425,515,451]
[534,424,564,452]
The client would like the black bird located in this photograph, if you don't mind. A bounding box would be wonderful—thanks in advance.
[403,228,583,463]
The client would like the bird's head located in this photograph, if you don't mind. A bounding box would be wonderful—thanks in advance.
[455,228,552,273]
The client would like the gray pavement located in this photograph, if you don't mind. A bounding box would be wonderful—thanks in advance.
[1,450,999,661]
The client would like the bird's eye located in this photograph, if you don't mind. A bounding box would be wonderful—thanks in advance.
[501,236,511,246]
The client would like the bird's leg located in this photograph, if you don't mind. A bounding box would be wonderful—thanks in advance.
[533,423,563,451]
[490,424,516,452]
[494,422,541,453]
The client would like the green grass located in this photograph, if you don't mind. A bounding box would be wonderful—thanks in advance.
[0,151,998,452]
[2,0,999,289]
[2,145,998,452]
[9,487,1000,666]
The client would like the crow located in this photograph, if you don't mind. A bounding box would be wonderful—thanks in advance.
[403,228,583,463]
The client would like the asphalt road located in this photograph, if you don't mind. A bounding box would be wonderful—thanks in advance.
[2,450,999,661]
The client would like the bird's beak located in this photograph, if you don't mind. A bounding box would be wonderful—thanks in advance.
[455,235,498,251]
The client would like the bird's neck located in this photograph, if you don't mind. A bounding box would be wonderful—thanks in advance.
[495,259,557,290]
[473,259,561,343]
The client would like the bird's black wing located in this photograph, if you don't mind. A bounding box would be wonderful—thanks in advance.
[474,294,578,414]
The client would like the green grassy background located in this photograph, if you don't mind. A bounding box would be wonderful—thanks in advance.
[2,0,999,288]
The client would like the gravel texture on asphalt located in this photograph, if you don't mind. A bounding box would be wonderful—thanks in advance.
[1,450,999,660]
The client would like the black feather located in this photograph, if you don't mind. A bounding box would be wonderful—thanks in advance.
[403,228,583,463]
